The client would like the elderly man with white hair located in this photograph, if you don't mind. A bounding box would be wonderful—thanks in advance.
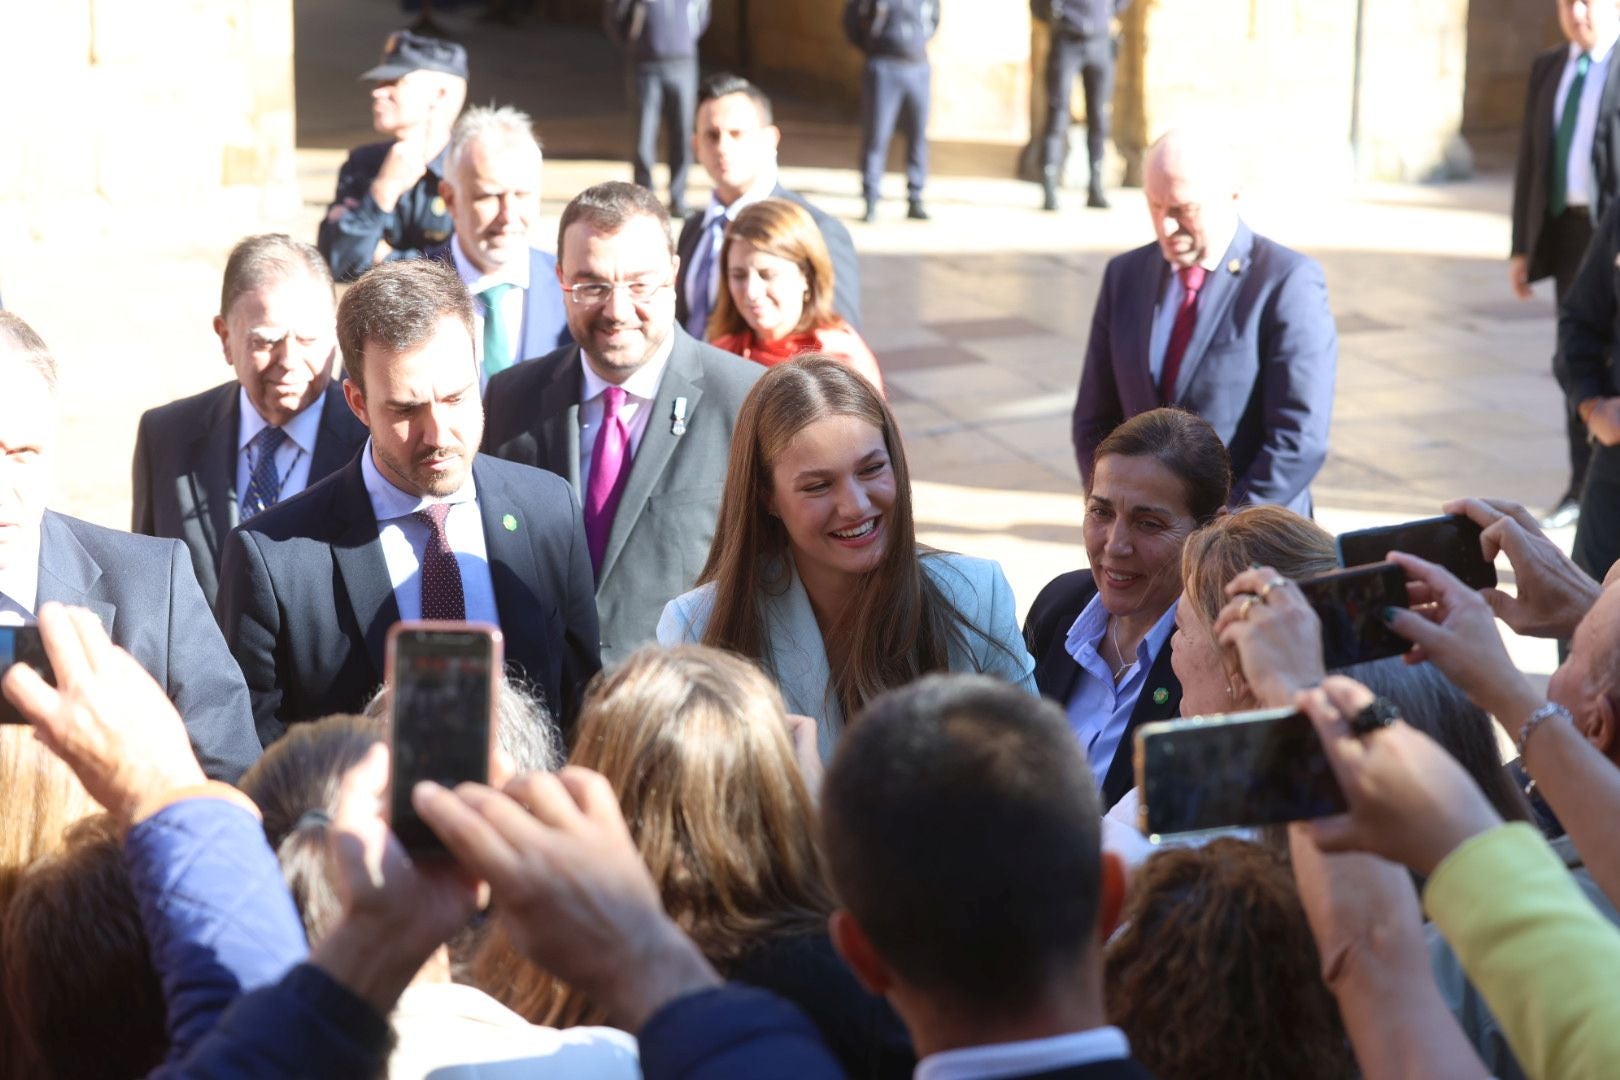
[1071,129,1338,516]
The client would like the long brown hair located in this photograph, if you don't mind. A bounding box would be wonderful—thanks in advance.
[706,197,837,341]
[696,355,967,723]
[0,729,99,915]
[474,645,833,1027]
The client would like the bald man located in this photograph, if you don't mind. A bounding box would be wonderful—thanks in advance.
[1071,130,1337,515]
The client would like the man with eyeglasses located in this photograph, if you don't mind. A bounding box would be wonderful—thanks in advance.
[132,234,368,608]
[1071,128,1337,516]
[483,181,761,664]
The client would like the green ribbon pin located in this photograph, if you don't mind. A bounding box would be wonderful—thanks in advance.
[502,513,518,532]
[1152,687,1169,705]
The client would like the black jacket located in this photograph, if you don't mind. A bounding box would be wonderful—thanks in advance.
[604,0,712,61]
[1031,0,1129,40]
[843,0,939,61]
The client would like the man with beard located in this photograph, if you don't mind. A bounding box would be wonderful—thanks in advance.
[216,260,600,746]
[482,181,760,665]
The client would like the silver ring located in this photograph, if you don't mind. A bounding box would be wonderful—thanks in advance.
[1258,576,1289,602]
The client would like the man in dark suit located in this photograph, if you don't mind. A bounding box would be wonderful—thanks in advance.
[484,181,762,666]
[1,313,261,780]
[844,0,940,222]
[1512,0,1620,529]
[427,104,570,383]
[605,0,712,217]
[216,260,600,747]
[822,676,1151,1078]
[132,234,368,608]
[1033,0,1130,212]
[675,73,862,338]
[1072,129,1337,517]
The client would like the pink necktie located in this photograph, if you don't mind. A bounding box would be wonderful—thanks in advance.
[1159,265,1208,403]
[584,386,630,575]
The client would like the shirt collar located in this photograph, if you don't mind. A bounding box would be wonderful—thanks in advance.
[916,1027,1133,1080]
[237,385,326,457]
[451,235,531,292]
[1576,34,1619,65]
[703,165,780,228]
[0,525,43,619]
[359,438,478,522]
[1195,213,1242,274]
[1065,591,1179,668]
[579,330,676,405]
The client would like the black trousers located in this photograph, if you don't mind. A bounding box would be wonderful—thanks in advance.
[1546,205,1596,497]
[860,56,931,200]
[1574,441,1620,581]
[1041,32,1115,173]
[630,56,697,207]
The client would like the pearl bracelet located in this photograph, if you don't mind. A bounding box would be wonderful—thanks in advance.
[1516,702,1571,759]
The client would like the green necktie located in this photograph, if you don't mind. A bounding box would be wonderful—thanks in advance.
[1551,52,1592,217]
[478,282,516,379]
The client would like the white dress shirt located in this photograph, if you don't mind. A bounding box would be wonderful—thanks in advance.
[236,386,324,516]
[0,522,41,626]
[916,1027,1134,1080]
[1148,213,1242,385]
[683,165,780,317]
[578,332,676,484]
[360,442,499,625]
[452,237,530,372]
[1555,34,1619,210]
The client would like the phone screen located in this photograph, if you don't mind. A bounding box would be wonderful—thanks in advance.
[1135,707,1346,839]
[1337,514,1496,590]
[386,623,500,856]
[0,626,53,725]
[1297,562,1411,669]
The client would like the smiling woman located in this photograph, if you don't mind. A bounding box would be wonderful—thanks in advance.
[656,356,1035,758]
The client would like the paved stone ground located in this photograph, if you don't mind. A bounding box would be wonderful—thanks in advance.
[34,0,1570,679]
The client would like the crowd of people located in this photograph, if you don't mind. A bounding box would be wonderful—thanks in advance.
[6,8,1620,1079]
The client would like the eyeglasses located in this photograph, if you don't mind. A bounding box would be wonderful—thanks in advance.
[560,277,672,306]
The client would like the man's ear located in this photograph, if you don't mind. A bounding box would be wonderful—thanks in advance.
[829,909,893,996]
[765,124,782,153]
[439,176,456,215]
[1096,850,1127,941]
[213,315,231,366]
[1586,693,1620,760]
[341,374,371,430]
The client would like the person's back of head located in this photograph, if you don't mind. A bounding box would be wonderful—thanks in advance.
[1180,504,1337,629]
[1104,837,1354,1080]
[1,814,167,1079]
[0,727,99,913]
[819,674,1122,1048]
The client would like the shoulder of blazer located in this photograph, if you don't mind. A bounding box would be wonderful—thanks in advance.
[472,452,574,507]
[138,380,238,435]
[679,332,767,399]
[1026,568,1097,639]
[232,455,367,544]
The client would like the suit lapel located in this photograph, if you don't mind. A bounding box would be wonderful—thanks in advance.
[35,513,117,631]
[328,458,397,677]
[596,332,704,583]
[1100,634,1183,809]
[1131,252,1167,408]
[1171,223,1253,401]
[531,350,584,490]
[675,211,704,323]
[185,385,240,565]
[473,456,548,670]
[310,383,363,483]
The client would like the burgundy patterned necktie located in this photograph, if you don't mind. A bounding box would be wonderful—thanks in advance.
[414,503,466,621]
[1159,264,1208,403]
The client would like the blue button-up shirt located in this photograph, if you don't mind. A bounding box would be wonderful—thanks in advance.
[1063,591,1180,790]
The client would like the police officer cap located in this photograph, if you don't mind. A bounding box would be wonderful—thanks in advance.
[360,30,469,81]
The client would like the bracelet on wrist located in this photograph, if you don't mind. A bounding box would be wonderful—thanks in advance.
[1515,702,1570,760]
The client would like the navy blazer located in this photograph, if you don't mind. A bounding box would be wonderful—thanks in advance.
[1023,568,1181,811]
[215,453,602,747]
[38,511,261,781]
[1072,222,1336,516]
[131,380,367,608]
[425,243,573,363]
[675,184,863,332]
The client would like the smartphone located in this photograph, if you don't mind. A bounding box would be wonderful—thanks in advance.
[0,626,53,725]
[1134,706,1347,840]
[384,621,501,857]
[1336,514,1497,590]
[1297,561,1412,669]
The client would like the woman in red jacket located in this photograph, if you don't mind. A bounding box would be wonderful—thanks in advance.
[707,198,884,394]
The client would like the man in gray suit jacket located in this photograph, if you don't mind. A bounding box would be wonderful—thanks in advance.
[484,181,761,665]
[132,235,367,606]
[1072,130,1336,516]
[2,313,261,780]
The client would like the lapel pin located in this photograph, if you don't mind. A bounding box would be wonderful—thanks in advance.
[671,396,689,437]
[1227,259,1242,275]
[502,513,518,532]
[1152,687,1170,705]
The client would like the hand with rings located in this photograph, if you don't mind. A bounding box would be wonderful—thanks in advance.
[1215,566,1326,709]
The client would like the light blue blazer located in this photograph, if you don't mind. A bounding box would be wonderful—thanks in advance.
[657,550,1038,759]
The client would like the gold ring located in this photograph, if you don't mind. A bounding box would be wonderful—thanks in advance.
[1238,595,1259,620]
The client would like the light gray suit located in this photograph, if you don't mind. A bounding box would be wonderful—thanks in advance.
[482,327,763,665]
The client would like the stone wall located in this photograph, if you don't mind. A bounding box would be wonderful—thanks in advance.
[1463,0,1559,136]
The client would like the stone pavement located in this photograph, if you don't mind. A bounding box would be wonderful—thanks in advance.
[36,1,1570,681]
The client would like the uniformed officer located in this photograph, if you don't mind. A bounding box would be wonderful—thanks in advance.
[605,0,713,218]
[317,30,469,282]
[1034,0,1129,212]
[843,0,940,223]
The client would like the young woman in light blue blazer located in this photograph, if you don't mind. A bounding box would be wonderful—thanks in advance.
[658,355,1036,759]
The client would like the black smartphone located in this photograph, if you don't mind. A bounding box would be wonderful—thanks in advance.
[1134,706,1347,839]
[1297,562,1411,669]
[1336,514,1496,590]
[0,625,53,725]
[384,621,501,857]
